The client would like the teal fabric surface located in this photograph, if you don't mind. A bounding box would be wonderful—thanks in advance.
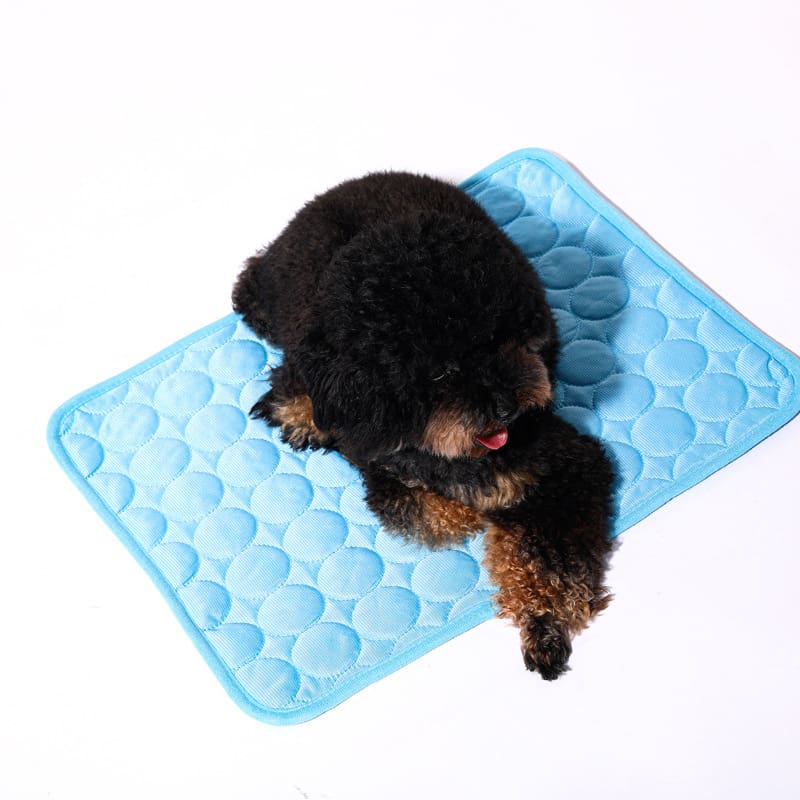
[48,149,800,724]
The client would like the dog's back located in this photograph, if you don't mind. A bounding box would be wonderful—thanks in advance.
[232,172,494,353]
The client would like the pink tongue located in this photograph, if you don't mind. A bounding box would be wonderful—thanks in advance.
[475,426,509,450]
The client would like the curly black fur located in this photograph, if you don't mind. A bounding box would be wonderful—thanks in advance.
[233,171,615,678]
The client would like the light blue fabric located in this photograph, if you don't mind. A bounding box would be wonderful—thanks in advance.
[48,149,800,724]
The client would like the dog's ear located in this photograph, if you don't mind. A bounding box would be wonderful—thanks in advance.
[297,329,370,434]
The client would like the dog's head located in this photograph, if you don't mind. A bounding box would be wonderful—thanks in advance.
[298,211,557,460]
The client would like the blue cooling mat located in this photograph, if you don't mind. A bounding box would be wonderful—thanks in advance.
[49,149,800,724]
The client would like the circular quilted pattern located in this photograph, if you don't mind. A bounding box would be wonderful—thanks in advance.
[194,507,257,558]
[122,507,167,550]
[411,551,481,601]
[64,433,104,474]
[606,442,644,484]
[306,450,360,486]
[504,214,558,256]
[537,246,592,289]
[645,340,707,386]
[610,307,668,353]
[251,473,313,523]
[179,581,231,629]
[90,472,134,512]
[208,340,267,383]
[237,658,300,707]
[217,439,279,485]
[594,374,654,421]
[257,585,325,635]
[697,312,748,351]
[372,529,427,562]
[100,404,159,451]
[570,276,628,320]
[292,623,361,678]
[685,374,748,421]
[317,548,384,599]
[185,405,247,450]
[129,438,191,485]
[632,408,695,457]
[339,483,377,524]
[475,184,525,226]
[54,157,799,720]
[557,405,601,437]
[283,510,349,561]
[225,546,290,599]
[558,340,616,386]
[154,371,214,417]
[657,279,708,318]
[161,472,223,521]
[151,542,199,587]
[552,308,579,343]
[352,587,420,639]
[737,344,775,386]
[206,623,264,668]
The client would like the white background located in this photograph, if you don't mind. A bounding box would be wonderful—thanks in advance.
[3,1,799,798]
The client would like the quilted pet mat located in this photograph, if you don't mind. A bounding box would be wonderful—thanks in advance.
[49,149,800,724]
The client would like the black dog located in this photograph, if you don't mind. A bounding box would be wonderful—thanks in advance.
[233,172,614,679]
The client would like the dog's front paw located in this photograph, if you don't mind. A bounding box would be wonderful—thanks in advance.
[521,614,572,680]
[250,391,281,426]
[251,391,333,451]
[363,470,485,549]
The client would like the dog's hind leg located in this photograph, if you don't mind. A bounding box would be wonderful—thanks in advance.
[362,467,486,549]
[483,519,612,679]
[250,362,335,451]
[482,423,615,678]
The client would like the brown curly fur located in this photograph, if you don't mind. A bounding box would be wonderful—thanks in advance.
[415,490,487,548]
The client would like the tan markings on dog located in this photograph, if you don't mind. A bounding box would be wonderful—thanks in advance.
[516,350,553,409]
[416,490,486,547]
[482,523,612,636]
[516,376,553,409]
[421,404,476,458]
[452,470,535,511]
[270,394,325,447]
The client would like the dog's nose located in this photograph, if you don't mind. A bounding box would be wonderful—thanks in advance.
[493,397,518,425]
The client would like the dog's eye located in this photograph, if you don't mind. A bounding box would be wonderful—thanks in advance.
[524,337,546,354]
[432,363,459,382]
